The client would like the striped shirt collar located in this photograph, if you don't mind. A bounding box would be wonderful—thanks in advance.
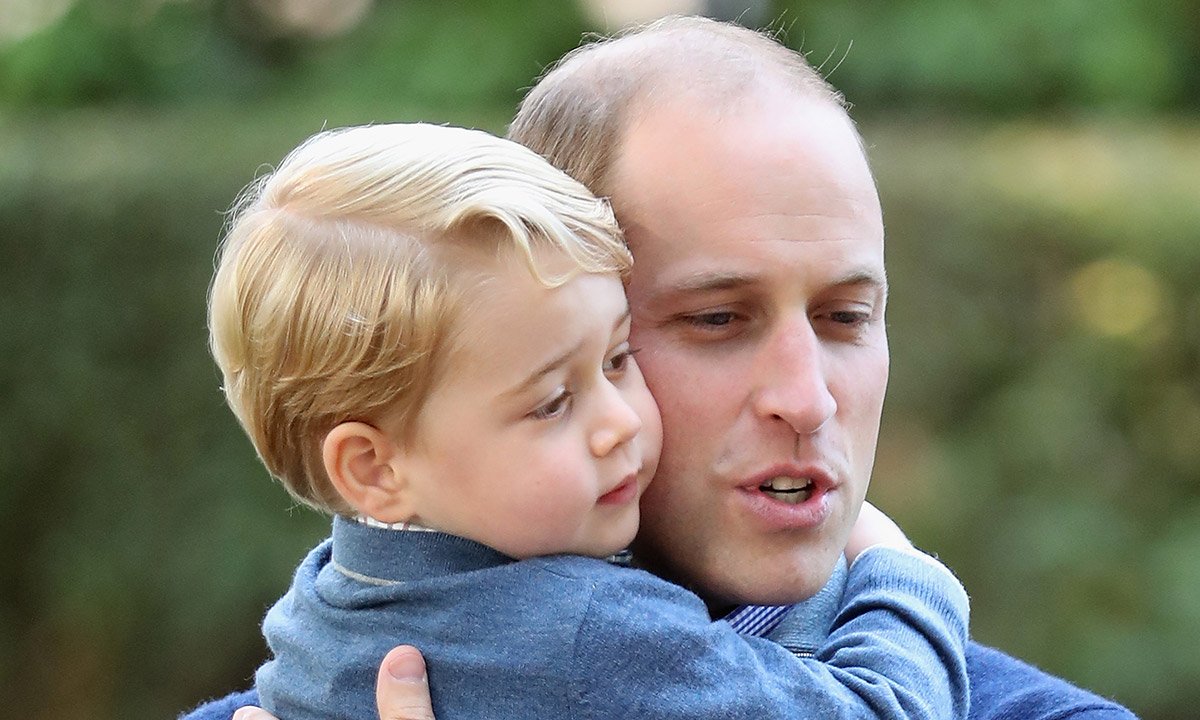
[354,515,438,532]
[724,603,793,636]
[721,555,848,650]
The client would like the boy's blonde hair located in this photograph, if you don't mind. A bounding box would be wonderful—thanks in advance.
[209,123,630,515]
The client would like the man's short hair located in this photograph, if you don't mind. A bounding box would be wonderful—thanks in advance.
[509,15,849,201]
[209,123,630,514]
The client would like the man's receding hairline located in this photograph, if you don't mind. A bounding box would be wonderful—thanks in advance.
[608,84,867,223]
[567,21,847,116]
[583,21,856,189]
[508,16,862,220]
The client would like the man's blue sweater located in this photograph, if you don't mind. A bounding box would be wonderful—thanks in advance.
[215,516,968,720]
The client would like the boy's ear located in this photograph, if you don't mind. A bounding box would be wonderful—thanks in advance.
[322,422,417,523]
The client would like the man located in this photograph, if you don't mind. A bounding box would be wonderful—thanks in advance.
[208,16,1136,720]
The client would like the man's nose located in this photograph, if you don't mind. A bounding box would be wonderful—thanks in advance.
[751,319,837,435]
[590,381,644,457]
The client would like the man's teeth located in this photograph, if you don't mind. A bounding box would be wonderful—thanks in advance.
[759,477,815,504]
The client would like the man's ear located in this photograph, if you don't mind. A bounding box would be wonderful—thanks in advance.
[323,422,417,523]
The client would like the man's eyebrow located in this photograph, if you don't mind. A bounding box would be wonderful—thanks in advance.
[662,269,887,295]
[664,272,756,294]
[501,309,631,400]
[834,270,889,292]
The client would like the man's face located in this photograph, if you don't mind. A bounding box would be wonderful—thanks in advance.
[614,89,889,607]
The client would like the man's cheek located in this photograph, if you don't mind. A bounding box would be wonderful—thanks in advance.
[632,346,686,401]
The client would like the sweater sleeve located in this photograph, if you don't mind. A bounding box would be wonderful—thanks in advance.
[176,688,259,720]
[571,547,969,720]
[818,547,971,719]
[965,641,1137,720]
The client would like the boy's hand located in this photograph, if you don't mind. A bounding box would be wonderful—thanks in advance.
[231,646,437,720]
[844,501,916,563]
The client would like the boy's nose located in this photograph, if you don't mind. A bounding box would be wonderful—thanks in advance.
[590,382,644,457]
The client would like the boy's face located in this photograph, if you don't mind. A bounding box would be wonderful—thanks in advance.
[396,252,662,560]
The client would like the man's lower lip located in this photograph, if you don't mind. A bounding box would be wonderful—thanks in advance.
[598,480,638,505]
[736,486,833,529]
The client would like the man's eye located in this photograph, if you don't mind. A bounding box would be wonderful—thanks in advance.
[531,389,571,420]
[828,310,869,325]
[686,311,736,327]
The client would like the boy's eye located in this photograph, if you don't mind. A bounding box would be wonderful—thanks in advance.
[603,345,636,374]
[531,388,571,420]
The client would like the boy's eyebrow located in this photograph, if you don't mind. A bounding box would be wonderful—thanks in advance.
[503,309,631,400]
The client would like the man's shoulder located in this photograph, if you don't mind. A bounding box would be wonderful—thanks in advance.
[177,687,258,720]
[967,641,1138,720]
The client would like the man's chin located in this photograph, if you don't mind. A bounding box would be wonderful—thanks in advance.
[744,547,849,600]
[631,534,843,607]
[724,574,833,607]
[682,559,841,612]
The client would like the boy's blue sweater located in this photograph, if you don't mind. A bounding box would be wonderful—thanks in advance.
[241,516,968,719]
[182,648,1137,720]
[178,517,1134,719]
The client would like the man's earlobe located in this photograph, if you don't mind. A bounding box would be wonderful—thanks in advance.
[322,422,415,522]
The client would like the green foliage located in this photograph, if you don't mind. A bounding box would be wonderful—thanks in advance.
[772,0,1200,114]
[275,0,590,111]
[0,109,311,718]
[0,0,589,111]
[0,0,263,106]
[866,117,1200,718]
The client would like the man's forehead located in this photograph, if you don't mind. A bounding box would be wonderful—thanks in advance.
[612,92,873,206]
[624,80,857,148]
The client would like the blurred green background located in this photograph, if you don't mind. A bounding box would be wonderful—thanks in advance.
[2,1,1196,718]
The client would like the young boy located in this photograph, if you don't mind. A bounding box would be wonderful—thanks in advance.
[206,122,969,720]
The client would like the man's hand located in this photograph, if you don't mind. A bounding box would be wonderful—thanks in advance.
[372,646,436,720]
[231,646,437,720]
[844,501,916,563]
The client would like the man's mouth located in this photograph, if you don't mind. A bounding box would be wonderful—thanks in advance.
[758,476,815,505]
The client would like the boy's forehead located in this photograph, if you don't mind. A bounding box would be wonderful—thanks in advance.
[435,250,600,359]
[426,265,627,411]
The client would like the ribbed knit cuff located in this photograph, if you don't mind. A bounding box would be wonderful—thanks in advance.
[847,545,970,623]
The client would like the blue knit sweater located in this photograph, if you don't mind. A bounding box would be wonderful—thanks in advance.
[181,650,1138,720]
[178,517,1133,719]
[241,516,967,720]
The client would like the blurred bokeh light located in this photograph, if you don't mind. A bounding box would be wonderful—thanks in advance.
[0,0,76,44]
[1071,258,1165,339]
